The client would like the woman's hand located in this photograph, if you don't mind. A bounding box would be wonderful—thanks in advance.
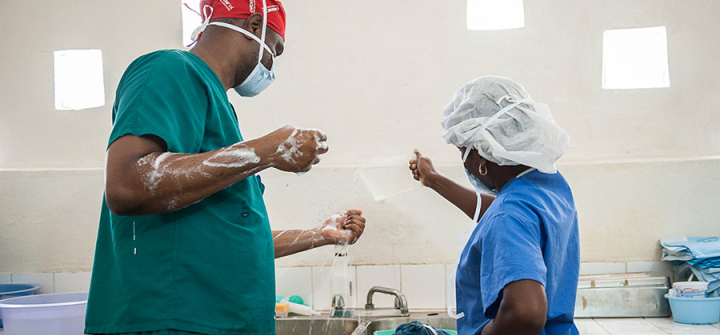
[409,149,438,187]
[320,210,366,245]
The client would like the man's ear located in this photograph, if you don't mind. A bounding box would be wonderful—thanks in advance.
[243,13,265,40]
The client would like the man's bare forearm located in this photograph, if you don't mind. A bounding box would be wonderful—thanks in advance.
[273,229,328,258]
[107,137,278,216]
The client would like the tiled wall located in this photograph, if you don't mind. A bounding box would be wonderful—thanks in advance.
[277,261,674,311]
[2,261,671,311]
[0,272,91,295]
[3,1,720,276]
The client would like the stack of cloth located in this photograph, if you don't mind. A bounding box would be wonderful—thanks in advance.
[661,237,720,292]
[392,321,452,335]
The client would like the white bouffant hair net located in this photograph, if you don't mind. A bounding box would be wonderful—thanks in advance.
[441,76,569,174]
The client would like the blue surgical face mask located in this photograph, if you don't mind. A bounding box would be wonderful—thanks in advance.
[233,54,275,97]
[465,168,498,196]
[207,18,276,97]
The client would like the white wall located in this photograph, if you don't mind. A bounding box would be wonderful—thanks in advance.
[1,0,719,273]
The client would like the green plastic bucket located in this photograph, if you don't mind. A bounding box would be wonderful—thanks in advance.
[374,330,457,335]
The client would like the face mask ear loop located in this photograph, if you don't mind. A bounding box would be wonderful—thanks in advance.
[462,146,472,163]
[189,5,214,46]
[257,0,269,65]
[206,21,274,55]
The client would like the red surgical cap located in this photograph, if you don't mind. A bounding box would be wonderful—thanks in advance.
[200,0,286,39]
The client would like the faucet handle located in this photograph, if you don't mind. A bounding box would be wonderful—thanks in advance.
[331,294,345,309]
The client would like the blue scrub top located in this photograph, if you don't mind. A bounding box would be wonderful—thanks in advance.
[456,170,580,335]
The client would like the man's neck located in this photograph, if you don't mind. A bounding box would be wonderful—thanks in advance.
[190,44,235,91]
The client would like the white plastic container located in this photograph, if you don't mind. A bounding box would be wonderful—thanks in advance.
[0,292,88,335]
[287,301,320,316]
[357,154,420,201]
[672,281,709,298]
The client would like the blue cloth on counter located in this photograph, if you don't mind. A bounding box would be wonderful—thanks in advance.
[394,321,450,335]
[455,170,580,335]
[661,237,720,261]
[688,258,720,269]
[674,263,720,293]
[662,237,720,293]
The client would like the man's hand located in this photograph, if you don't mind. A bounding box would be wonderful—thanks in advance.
[409,149,438,187]
[273,210,367,258]
[320,210,366,245]
[267,126,328,173]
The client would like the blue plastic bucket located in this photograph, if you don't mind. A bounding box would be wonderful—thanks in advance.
[666,294,720,324]
[0,284,42,327]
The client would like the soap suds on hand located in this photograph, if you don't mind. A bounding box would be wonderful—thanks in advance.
[276,129,303,164]
[322,212,348,232]
[276,128,329,176]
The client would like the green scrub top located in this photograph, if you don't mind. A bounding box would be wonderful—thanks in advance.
[85,50,275,335]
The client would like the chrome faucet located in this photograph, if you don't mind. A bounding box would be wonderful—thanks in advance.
[330,286,409,317]
[365,286,409,315]
[331,294,345,310]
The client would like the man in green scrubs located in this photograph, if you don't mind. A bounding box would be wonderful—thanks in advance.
[84,1,366,334]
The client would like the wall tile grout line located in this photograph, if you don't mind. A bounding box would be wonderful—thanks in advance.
[593,318,612,334]
[443,264,448,310]
[399,265,403,292]
[309,267,314,309]
[644,317,671,335]
[353,265,358,307]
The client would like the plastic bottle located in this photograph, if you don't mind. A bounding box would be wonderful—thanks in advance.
[287,302,320,316]
[331,245,350,298]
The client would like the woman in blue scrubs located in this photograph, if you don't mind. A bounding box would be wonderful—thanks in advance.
[410,76,580,335]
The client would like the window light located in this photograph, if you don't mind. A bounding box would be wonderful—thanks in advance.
[466,0,525,30]
[602,26,671,90]
[182,1,202,47]
[53,49,105,110]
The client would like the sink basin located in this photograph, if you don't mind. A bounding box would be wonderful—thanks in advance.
[276,317,360,335]
[275,312,456,335]
[331,307,408,318]
[360,313,457,335]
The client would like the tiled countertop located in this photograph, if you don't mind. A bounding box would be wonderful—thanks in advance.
[0,318,718,334]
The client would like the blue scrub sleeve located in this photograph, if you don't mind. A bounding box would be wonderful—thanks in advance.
[108,55,207,154]
[480,213,547,316]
